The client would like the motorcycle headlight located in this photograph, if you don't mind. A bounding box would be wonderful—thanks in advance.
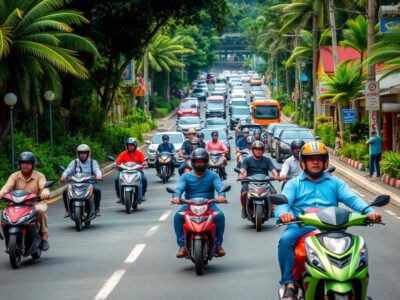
[190,205,208,216]
[356,239,368,271]
[148,147,156,154]
[305,238,325,271]
[322,236,352,255]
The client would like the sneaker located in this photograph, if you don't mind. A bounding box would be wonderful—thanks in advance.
[142,196,146,202]
[116,198,121,203]
[215,246,226,257]
[282,286,297,300]
[241,208,246,219]
[40,239,50,251]
[176,247,187,258]
[64,211,69,218]
[95,209,101,217]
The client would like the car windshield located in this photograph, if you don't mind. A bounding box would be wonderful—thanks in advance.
[208,102,224,109]
[282,130,314,139]
[254,105,279,119]
[206,119,226,125]
[193,89,203,93]
[274,125,298,137]
[251,86,263,91]
[231,101,247,107]
[232,107,250,115]
[179,118,200,125]
[152,134,183,144]
[180,103,196,109]
[203,130,227,141]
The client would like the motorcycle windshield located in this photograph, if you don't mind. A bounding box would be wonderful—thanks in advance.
[315,207,352,227]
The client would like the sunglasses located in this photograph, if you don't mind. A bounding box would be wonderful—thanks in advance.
[189,133,196,135]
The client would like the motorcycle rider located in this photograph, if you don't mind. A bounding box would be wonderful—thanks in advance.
[253,129,262,141]
[206,130,229,180]
[236,128,250,152]
[172,148,227,258]
[178,128,200,175]
[236,131,252,165]
[279,139,305,186]
[276,141,381,300]
[238,140,279,218]
[155,134,175,177]
[61,144,102,217]
[115,137,148,202]
[196,131,206,148]
[0,152,51,251]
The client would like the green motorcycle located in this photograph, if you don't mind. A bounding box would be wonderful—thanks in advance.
[270,194,390,300]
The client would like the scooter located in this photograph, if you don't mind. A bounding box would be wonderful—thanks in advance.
[166,185,231,275]
[208,151,225,180]
[1,181,54,269]
[157,151,174,183]
[270,193,390,300]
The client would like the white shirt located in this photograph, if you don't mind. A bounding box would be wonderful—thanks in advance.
[280,156,303,178]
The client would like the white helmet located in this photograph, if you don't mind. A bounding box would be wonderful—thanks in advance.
[76,144,91,161]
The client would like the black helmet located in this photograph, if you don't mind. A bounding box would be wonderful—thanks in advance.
[190,148,209,173]
[211,130,219,137]
[196,132,204,138]
[18,151,36,167]
[126,137,137,149]
[290,139,305,159]
[162,134,169,141]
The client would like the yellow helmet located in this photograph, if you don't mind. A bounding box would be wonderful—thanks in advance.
[299,141,329,170]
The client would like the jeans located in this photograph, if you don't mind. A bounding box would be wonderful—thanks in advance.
[174,203,225,247]
[178,161,191,175]
[278,224,316,285]
[114,170,147,198]
[63,183,101,210]
[369,153,381,177]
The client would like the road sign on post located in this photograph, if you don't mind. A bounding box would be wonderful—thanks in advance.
[342,109,356,123]
[365,81,380,111]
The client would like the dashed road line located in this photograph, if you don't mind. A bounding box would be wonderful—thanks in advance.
[351,189,365,198]
[94,270,126,300]
[396,217,400,220]
[124,244,146,264]
[159,210,171,221]
[145,225,159,237]
[385,210,397,216]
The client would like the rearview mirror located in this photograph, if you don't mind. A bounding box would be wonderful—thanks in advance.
[361,194,390,214]
[228,136,233,140]
[221,185,231,193]
[108,155,116,162]
[268,194,289,205]
[166,187,175,194]
[326,165,335,174]
[315,136,321,141]
[58,165,65,173]
[44,181,55,188]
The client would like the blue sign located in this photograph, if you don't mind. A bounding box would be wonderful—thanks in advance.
[380,18,400,33]
[342,109,356,124]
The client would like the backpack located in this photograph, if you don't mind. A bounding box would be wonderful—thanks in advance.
[74,159,94,175]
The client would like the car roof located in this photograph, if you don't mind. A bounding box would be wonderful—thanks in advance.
[208,96,224,101]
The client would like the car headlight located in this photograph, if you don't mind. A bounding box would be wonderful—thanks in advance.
[356,239,368,271]
[190,205,208,216]
[305,238,325,271]
[322,236,352,255]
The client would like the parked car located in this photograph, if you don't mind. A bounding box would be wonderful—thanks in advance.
[230,106,251,130]
[205,118,228,134]
[146,132,185,167]
[177,116,203,136]
[250,76,262,86]
[275,128,317,163]
[191,88,207,101]
[201,128,232,160]
[177,102,199,119]
[270,124,299,158]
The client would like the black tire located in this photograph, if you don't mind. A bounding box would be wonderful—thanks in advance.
[9,234,22,269]
[255,204,263,232]
[124,190,132,214]
[84,220,91,226]
[226,151,231,161]
[194,239,204,275]
[74,206,83,232]
[31,248,41,260]
[161,166,167,184]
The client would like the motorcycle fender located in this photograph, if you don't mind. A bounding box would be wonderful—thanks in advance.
[124,187,133,192]
[253,200,265,205]
[325,281,353,295]
[193,234,202,240]
[72,200,86,207]
[8,227,21,234]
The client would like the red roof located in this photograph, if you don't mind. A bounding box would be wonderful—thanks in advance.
[319,46,361,73]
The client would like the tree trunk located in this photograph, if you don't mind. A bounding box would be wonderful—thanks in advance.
[275,57,279,97]
[312,12,319,129]
[285,66,290,100]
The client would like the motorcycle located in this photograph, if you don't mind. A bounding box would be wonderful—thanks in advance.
[108,156,144,214]
[237,149,251,168]
[157,151,175,183]
[270,193,390,300]
[208,151,225,180]
[1,181,54,269]
[166,185,231,275]
[65,173,99,231]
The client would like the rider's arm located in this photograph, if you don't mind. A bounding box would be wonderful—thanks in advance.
[62,160,75,178]
[213,173,226,198]
[0,173,17,195]
[280,159,289,178]
[38,172,50,199]
[336,177,374,214]
[172,175,188,199]
[170,143,175,152]
[239,157,248,179]
[115,152,125,165]
[92,159,102,178]
[221,142,229,154]
[275,178,297,222]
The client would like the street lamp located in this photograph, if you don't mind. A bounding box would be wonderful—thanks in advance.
[44,91,55,156]
[4,93,17,171]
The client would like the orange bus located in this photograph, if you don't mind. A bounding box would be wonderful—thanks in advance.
[251,100,281,127]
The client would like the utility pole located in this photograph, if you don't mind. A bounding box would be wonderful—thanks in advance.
[144,51,150,115]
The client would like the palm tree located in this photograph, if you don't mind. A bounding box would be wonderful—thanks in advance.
[319,62,366,138]
[0,0,98,113]
[340,15,369,64]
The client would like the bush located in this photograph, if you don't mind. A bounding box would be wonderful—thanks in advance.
[282,105,293,117]
[156,107,169,117]
[381,151,400,179]
[338,143,369,164]
[317,115,329,124]
[315,124,336,148]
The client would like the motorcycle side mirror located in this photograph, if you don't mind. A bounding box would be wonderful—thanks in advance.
[166,187,175,194]
[58,165,65,173]
[221,185,231,193]
[362,194,390,214]
[326,165,335,174]
[108,155,116,161]
[275,137,281,141]
[44,181,55,188]
[228,136,233,140]
[268,194,289,205]
[233,167,240,173]
[315,136,322,141]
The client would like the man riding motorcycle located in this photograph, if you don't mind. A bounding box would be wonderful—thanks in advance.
[279,139,305,183]
[0,152,51,251]
[206,130,229,180]
[236,128,250,152]
[61,144,102,217]
[236,134,254,166]
[239,140,279,218]
[276,141,381,300]
[196,131,206,149]
[115,137,148,202]
[155,134,175,176]
[178,128,201,175]
[253,129,262,141]
[172,148,227,258]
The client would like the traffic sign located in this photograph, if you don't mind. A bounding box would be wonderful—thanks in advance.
[134,87,145,97]
[369,111,379,133]
[365,81,380,111]
[342,109,356,123]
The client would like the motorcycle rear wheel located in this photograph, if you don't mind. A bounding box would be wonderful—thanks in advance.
[9,234,22,269]
[125,190,132,214]
[74,206,83,231]
[194,239,204,275]
[255,204,263,232]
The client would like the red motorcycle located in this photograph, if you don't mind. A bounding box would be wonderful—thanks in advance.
[1,181,54,269]
[167,185,230,275]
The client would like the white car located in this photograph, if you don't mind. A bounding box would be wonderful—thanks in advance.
[146,132,186,167]
[231,90,246,99]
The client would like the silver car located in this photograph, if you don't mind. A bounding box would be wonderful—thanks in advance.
[176,116,202,136]
[145,132,186,167]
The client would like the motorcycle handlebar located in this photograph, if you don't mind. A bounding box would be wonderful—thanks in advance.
[172,199,229,205]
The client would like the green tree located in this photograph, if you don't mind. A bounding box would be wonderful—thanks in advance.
[339,15,368,64]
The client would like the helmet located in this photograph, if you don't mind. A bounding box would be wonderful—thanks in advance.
[162,134,169,141]
[251,140,265,150]
[242,128,250,134]
[18,151,36,167]
[190,148,209,173]
[290,139,305,159]
[189,137,200,151]
[211,130,219,137]
[126,137,138,149]
[253,129,261,137]
[76,144,91,158]
[196,132,204,138]
[188,128,196,135]
[246,136,255,144]
[299,141,329,175]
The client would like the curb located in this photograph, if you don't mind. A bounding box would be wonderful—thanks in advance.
[339,156,366,171]
[382,174,400,189]
[326,147,338,156]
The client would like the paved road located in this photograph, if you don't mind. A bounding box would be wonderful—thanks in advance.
[0,82,399,300]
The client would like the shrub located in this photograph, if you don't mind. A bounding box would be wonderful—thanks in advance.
[317,115,329,124]
[282,105,293,117]
[316,124,336,148]
[156,107,169,117]
[338,142,368,163]
[381,151,400,179]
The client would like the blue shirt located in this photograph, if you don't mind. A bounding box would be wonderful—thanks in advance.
[157,143,175,153]
[275,172,374,221]
[367,136,383,155]
[236,137,247,150]
[173,170,226,199]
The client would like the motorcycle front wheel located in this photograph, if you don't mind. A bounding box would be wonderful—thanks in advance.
[8,234,22,269]
[194,239,204,275]
[255,204,263,232]
[74,206,83,232]
[161,166,167,184]
[124,190,132,214]
[329,292,353,300]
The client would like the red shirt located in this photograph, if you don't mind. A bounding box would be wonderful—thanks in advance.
[116,150,145,165]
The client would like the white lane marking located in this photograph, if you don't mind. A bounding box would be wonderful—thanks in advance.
[94,270,126,300]
[351,189,365,198]
[159,210,171,221]
[384,210,397,216]
[396,217,400,220]
[124,243,146,264]
[145,225,159,237]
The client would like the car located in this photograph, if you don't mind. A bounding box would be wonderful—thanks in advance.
[250,90,266,102]
[230,81,243,90]
[211,90,225,98]
[253,97,268,102]
[231,89,246,99]
[274,128,317,163]
[205,96,226,119]
[206,73,216,84]
[185,98,200,109]
[191,88,207,101]
[229,99,248,114]
[216,74,226,83]
[250,76,262,86]
[146,132,186,167]
[241,74,251,82]
[250,85,263,91]
[177,102,199,119]
[201,128,233,160]
[266,122,279,152]
[230,106,251,130]
[270,124,299,158]
[205,118,228,134]
[176,116,203,136]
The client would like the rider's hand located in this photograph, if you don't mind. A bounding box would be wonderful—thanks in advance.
[367,212,381,223]
[40,190,50,200]
[217,196,227,203]
[280,212,295,224]
[95,175,102,181]
[0,192,3,199]
[280,175,287,181]
[171,197,180,205]
[60,175,67,182]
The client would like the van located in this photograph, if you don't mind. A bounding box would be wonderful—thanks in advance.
[251,100,280,128]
